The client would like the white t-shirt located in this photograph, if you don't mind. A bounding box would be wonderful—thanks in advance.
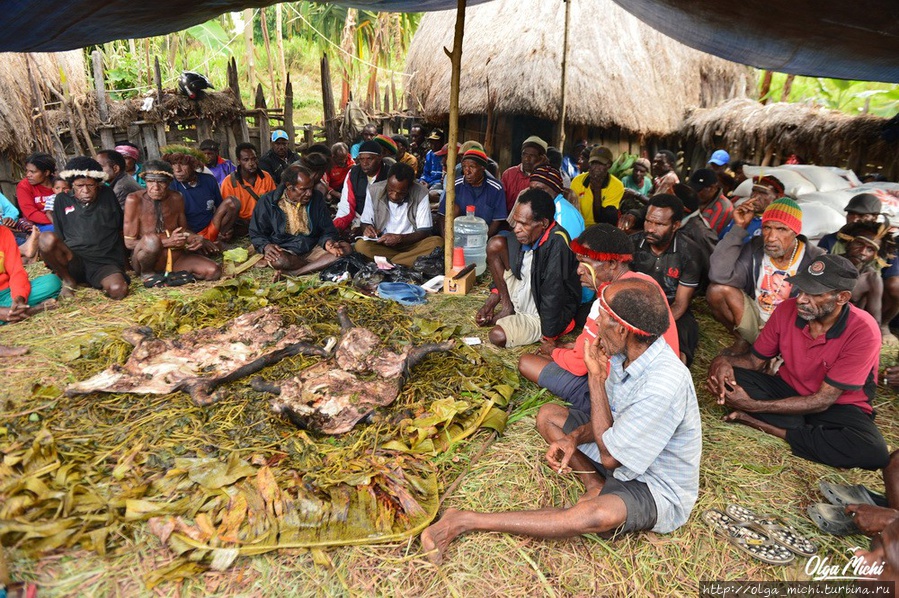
[360,191,433,235]
[754,242,805,322]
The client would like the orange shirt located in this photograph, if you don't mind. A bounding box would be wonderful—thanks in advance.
[220,171,276,220]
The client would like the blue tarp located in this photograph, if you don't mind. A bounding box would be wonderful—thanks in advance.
[1,0,898,82]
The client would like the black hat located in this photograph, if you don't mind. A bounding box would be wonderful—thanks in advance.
[785,254,858,294]
[358,140,383,155]
[844,193,881,215]
[688,168,718,191]
[673,183,700,214]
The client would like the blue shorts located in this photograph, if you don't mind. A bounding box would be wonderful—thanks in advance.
[537,361,590,412]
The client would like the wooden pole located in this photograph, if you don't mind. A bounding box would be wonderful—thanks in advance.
[320,55,337,146]
[759,70,773,104]
[780,74,795,102]
[443,0,466,275]
[275,4,287,93]
[243,9,257,92]
[228,57,243,107]
[260,7,279,109]
[91,50,109,122]
[557,0,571,149]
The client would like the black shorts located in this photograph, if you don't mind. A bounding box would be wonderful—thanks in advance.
[564,409,658,533]
[67,254,128,289]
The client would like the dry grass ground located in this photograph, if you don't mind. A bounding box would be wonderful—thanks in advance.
[2,265,897,597]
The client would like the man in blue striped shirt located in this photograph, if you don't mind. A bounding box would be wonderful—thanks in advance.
[421,278,702,564]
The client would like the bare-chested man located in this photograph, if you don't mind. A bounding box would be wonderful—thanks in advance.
[123,160,221,282]
[827,221,897,344]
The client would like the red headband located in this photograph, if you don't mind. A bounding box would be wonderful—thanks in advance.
[596,282,653,337]
[571,240,633,263]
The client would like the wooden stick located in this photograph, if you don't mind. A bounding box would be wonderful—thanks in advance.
[557,0,571,149]
[443,0,467,274]
[260,8,279,109]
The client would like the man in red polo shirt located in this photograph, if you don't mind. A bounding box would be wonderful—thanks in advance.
[707,254,889,470]
[500,136,547,212]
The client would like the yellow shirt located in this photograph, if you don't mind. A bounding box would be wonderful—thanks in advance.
[571,173,625,226]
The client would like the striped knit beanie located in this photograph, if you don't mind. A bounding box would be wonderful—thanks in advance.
[461,148,489,167]
[762,197,802,235]
[529,164,564,196]
[374,134,398,156]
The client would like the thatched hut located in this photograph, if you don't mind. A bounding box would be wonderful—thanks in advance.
[681,98,899,179]
[0,51,92,197]
[404,0,752,168]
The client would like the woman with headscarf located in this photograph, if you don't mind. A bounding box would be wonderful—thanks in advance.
[16,152,57,231]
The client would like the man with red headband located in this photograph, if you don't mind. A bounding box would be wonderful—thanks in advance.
[519,223,678,413]
[422,277,701,564]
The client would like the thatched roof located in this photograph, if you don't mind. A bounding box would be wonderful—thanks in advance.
[0,51,91,159]
[404,0,751,136]
[681,98,899,171]
[108,89,245,129]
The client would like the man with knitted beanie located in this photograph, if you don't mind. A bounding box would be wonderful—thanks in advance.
[707,197,824,355]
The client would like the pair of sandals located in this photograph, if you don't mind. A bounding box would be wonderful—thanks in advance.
[703,504,818,565]
[807,480,884,536]
[143,270,196,288]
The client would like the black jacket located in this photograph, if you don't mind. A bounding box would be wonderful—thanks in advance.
[249,184,337,255]
[258,149,299,184]
[506,222,581,339]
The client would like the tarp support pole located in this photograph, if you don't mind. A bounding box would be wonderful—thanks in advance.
[557,0,571,149]
[444,0,467,274]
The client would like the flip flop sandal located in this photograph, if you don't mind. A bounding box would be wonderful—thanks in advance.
[702,509,795,565]
[806,503,860,536]
[725,504,817,557]
[818,481,877,507]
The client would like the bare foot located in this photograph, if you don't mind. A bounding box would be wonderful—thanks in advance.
[492,302,515,323]
[58,285,76,300]
[722,410,763,428]
[0,344,28,357]
[420,508,464,565]
[20,226,40,263]
[577,487,603,504]
[475,295,500,327]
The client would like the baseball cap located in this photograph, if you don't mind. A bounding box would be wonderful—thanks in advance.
[434,143,461,157]
[358,140,383,155]
[708,150,730,166]
[588,146,613,166]
[688,168,718,191]
[844,193,882,215]
[271,130,289,142]
[785,254,858,295]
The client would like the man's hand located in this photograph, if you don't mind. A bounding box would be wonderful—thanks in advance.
[721,382,757,411]
[583,335,609,382]
[845,504,899,536]
[324,239,350,257]
[361,224,379,239]
[546,435,579,474]
[162,227,190,249]
[187,235,219,254]
[706,356,736,399]
[617,213,637,232]
[1,297,29,323]
[264,244,284,264]
[379,233,402,247]
[731,201,757,230]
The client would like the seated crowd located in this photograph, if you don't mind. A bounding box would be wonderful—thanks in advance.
[4,128,899,570]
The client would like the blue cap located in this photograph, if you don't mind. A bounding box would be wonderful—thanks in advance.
[709,150,730,166]
[271,130,289,142]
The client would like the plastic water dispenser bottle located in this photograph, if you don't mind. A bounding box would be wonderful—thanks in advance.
[454,205,488,276]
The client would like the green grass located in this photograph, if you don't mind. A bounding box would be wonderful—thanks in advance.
[3,266,897,596]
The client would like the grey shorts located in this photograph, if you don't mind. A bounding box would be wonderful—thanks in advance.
[537,362,590,413]
[564,409,658,534]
